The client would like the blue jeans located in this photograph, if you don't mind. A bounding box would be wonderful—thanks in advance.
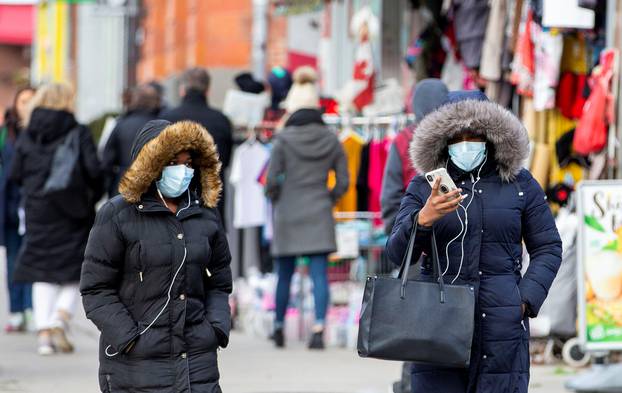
[5,227,32,313]
[274,254,329,328]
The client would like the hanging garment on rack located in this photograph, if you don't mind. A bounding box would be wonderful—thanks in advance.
[451,0,491,69]
[393,126,416,190]
[357,143,371,211]
[560,33,589,75]
[230,140,270,229]
[556,72,588,119]
[334,132,365,212]
[533,27,563,111]
[367,138,389,215]
[511,9,535,96]
[573,49,616,156]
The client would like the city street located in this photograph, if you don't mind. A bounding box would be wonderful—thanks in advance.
[0,251,574,393]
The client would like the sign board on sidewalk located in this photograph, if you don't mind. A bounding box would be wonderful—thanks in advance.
[578,180,622,351]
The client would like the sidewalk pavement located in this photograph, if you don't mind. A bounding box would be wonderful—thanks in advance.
[0,250,574,392]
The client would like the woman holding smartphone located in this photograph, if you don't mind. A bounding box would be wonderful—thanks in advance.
[386,91,562,393]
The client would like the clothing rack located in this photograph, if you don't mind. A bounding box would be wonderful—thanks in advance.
[322,113,415,126]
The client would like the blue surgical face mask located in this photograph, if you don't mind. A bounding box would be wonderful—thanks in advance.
[157,165,194,198]
[448,141,487,172]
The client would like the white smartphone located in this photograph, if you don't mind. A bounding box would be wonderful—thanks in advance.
[424,168,458,195]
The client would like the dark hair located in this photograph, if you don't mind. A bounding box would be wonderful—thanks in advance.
[4,86,35,140]
[148,80,164,96]
[181,67,211,94]
[129,84,160,113]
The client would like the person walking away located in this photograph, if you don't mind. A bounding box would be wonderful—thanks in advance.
[81,120,232,393]
[266,66,349,349]
[386,90,562,393]
[381,79,448,234]
[1,86,35,332]
[9,83,103,355]
[102,84,159,196]
[160,68,233,220]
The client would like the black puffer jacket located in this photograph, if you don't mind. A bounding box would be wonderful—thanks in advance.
[80,120,232,393]
[10,108,102,283]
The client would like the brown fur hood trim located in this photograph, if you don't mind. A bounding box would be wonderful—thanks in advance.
[118,121,222,208]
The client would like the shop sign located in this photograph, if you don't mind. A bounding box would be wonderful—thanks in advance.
[273,0,323,16]
[578,181,622,350]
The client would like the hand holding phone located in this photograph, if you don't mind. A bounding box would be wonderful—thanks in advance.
[424,168,458,194]
[418,170,465,227]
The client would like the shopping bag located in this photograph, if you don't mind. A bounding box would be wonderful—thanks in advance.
[357,214,475,366]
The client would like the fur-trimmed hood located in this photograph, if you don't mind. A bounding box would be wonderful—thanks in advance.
[409,99,529,182]
[118,120,222,208]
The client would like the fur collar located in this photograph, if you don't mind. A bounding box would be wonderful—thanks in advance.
[118,121,222,208]
[409,99,529,182]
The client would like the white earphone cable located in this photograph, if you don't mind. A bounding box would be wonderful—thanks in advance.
[443,154,488,284]
[105,241,188,357]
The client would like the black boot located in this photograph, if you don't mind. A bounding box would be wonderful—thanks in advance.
[272,328,285,348]
[308,331,325,350]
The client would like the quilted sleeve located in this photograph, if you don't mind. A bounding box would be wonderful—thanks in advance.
[519,173,563,317]
[385,177,432,266]
[80,202,140,354]
[205,215,233,348]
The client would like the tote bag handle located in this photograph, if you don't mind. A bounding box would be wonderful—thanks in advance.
[397,212,446,303]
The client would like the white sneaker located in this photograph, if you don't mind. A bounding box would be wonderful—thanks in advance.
[38,332,55,356]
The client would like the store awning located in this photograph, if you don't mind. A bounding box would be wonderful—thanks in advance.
[0,4,34,45]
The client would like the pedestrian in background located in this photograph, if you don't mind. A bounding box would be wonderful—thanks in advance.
[9,83,103,355]
[1,86,35,333]
[380,79,448,234]
[81,120,232,393]
[266,66,349,349]
[161,67,233,220]
[102,83,159,196]
[386,91,562,393]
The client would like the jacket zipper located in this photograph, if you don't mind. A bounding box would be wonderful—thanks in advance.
[106,374,113,392]
[515,286,527,331]
[138,242,144,283]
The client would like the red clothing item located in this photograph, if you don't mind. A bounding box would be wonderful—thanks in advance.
[556,72,587,120]
[368,139,389,215]
[574,49,616,156]
[393,126,417,189]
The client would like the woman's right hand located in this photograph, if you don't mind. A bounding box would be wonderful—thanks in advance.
[417,177,465,227]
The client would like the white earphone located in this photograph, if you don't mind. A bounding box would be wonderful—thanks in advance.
[443,154,487,284]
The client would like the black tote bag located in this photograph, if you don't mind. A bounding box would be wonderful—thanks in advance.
[357,214,475,367]
[43,127,81,194]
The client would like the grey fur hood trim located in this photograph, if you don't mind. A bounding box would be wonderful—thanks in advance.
[409,99,529,182]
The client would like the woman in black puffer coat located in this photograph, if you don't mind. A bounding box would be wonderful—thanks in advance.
[80,119,232,393]
[10,83,103,355]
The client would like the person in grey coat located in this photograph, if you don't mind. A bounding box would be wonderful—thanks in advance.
[265,67,349,350]
[381,79,448,234]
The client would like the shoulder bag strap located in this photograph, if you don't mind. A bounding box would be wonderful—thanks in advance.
[398,212,446,303]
